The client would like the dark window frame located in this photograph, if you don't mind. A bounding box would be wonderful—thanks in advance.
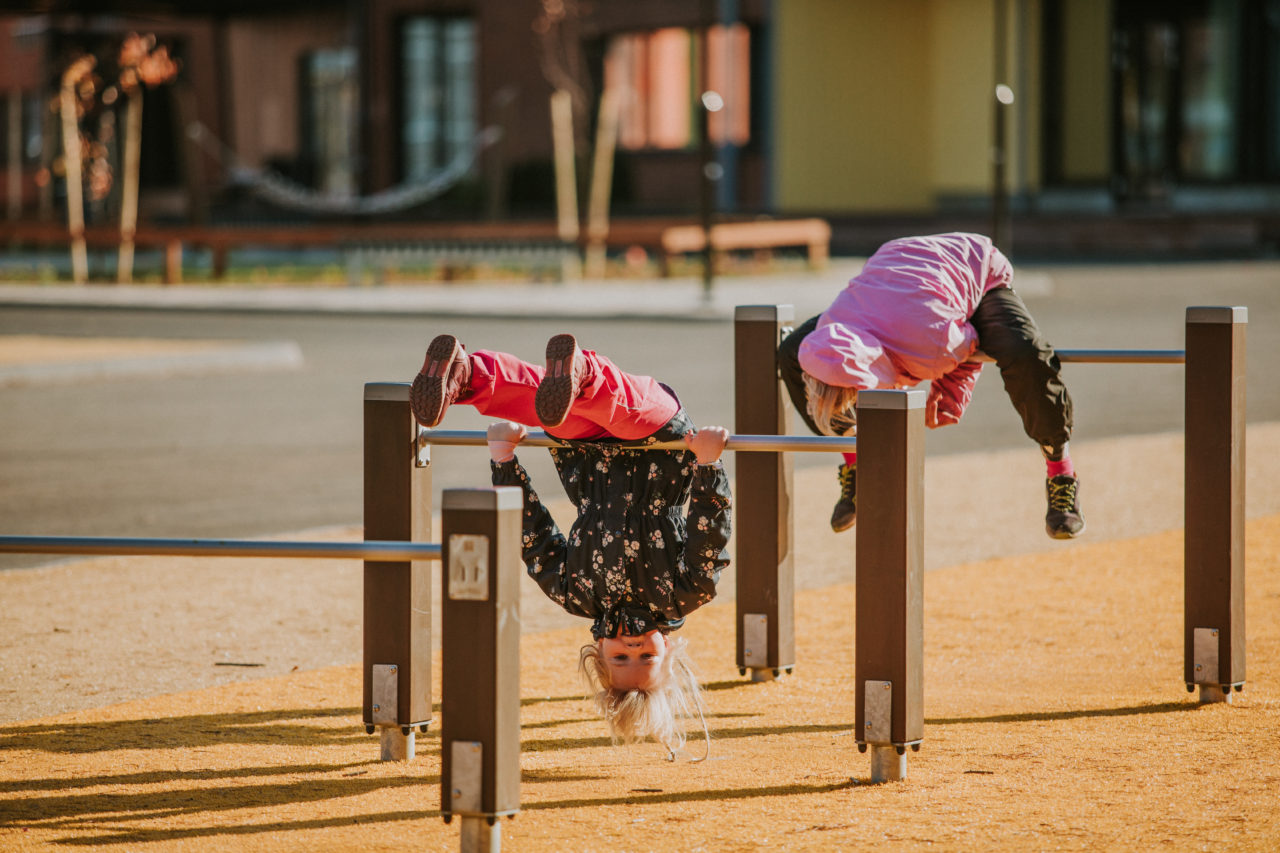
[1041,0,1280,192]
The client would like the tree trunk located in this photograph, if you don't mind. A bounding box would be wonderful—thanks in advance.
[117,89,143,283]
[59,78,88,283]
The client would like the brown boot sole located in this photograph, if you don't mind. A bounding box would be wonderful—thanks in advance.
[536,334,581,428]
[830,506,857,532]
[1046,519,1085,540]
[410,334,462,427]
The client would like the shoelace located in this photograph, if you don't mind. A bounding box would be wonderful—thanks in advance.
[837,465,856,498]
[1047,478,1079,513]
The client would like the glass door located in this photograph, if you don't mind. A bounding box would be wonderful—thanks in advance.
[1112,0,1244,202]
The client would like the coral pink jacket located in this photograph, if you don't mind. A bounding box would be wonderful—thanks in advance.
[797,233,1012,426]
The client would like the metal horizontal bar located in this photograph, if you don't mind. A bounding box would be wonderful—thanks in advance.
[973,348,1185,365]
[0,535,442,562]
[418,429,857,453]
[1056,349,1185,364]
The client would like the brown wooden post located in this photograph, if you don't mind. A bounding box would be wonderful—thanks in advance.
[163,240,183,285]
[440,487,523,846]
[733,305,795,680]
[1184,306,1247,703]
[363,382,433,760]
[212,244,228,279]
[854,389,924,782]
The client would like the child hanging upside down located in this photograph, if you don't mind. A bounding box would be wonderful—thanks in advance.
[410,332,732,758]
[777,232,1085,540]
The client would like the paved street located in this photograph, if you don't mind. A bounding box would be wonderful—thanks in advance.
[2,259,1278,571]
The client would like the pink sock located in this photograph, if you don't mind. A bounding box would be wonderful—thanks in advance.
[1046,456,1074,478]
[843,451,858,467]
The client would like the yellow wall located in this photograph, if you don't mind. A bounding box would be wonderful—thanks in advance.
[774,0,934,212]
[1019,0,1044,192]
[928,0,993,197]
[926,0,1044,195]
[775,0,1051,212]
[1061,0,1111,180]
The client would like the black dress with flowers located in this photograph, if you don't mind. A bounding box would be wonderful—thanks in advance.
[490,408,732,640]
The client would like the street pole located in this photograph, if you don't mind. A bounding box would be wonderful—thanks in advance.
[991,0,1011,252]
[699,0,718,302]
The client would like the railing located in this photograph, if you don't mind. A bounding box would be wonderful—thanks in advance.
[1056,349,1186,364]
[0,535,441,562]
[416,428,857,455]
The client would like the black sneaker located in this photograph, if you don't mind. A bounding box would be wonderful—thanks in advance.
[831,463,857,532]
[1045,474,1085,539]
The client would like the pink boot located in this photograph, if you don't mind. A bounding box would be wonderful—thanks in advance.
[535,333,589,428]
[410,334,472,427]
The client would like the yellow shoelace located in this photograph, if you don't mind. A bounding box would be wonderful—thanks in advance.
[1047,478,1078,512]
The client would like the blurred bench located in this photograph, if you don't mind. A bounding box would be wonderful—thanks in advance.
[600,217,830,276]
[659,218,831,274]
[0,217,830,283]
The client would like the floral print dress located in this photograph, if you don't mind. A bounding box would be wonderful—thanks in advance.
[490,409,732,640]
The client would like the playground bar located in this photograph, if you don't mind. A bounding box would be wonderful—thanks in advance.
[0,535,440,561]
[1056,349,1185,364]
[853,389,925,783]
[1184,306,1247,703]
[733,304,796,681]
[973,349,1186,364]
[364,382,434,760]
[440,487,523,852]
[416,428,858,455]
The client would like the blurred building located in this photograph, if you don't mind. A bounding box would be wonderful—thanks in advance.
[1,0,1278,256]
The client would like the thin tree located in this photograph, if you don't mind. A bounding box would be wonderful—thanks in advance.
[58,54,95,284]
[116,33,179,284]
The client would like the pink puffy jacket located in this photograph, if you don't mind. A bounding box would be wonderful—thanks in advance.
[797,232,1012,427]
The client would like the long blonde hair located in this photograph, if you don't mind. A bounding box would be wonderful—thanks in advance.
[578,634,709,760]
[803,373,859,437]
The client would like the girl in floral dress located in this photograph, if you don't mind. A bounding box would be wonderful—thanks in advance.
[411,332,732,758]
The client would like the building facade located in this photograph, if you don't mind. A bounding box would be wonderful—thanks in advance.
[2,0,1277,253]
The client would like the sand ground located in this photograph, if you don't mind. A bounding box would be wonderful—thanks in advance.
[2,420,1279,851]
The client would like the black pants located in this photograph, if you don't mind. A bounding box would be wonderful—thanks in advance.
[777,286,1072,451]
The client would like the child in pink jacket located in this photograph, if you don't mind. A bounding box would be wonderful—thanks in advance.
[777,232,1084,540]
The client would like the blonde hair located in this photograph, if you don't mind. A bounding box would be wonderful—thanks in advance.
[578,634,709,760]
[803,373,858,437]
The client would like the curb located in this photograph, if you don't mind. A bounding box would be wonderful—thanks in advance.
[0,340,305,387]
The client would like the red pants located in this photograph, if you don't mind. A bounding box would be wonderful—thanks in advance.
[461,349,679,440]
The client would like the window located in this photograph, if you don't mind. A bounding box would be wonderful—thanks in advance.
[1177,1,1242,179]
[1114,0,1245,185]
[1265,0,1280,177]
[604,24,751,151]
[302,47,359,195]
[1044,0,1280,192]
[0,91,43,169]
[402,17,477,182]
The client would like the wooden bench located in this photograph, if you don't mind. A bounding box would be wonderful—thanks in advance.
[660,218,830,271]
[601,217,831,276]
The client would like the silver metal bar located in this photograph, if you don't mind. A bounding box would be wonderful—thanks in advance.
[418,428,858,453]
[1056,349,1185,364]
[380,727,415,761]
[972,349,1185,364]
[0,535,442,561]
[460,816,502,853]
[870,745,907,783]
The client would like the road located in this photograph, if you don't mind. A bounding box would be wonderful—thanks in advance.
[2,259,1278,571]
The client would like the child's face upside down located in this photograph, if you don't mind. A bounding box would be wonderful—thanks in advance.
[598,629,669,691]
